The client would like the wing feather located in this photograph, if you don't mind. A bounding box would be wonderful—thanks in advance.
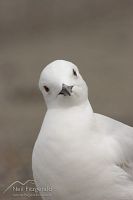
[95,113,133,175]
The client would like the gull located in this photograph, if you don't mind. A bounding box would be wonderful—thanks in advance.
[32,60,133,200]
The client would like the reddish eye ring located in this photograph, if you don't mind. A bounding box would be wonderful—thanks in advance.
[43,86,50,92]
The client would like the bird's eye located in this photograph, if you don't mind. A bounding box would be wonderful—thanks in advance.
[73,69,77,77]
[43,86,50,92]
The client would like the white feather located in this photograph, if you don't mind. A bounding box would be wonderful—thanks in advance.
[32,60,133,200]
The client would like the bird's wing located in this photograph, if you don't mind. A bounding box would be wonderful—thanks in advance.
[94,113,133,175]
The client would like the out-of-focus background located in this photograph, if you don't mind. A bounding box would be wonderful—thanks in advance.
[0,0,133,199]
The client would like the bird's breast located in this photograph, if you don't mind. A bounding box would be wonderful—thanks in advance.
[32,110,124,200]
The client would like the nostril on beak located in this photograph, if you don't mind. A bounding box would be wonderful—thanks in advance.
[69,85,73,92]
[62,84,73,90]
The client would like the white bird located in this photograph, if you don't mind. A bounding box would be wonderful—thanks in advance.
[32,60,133,200]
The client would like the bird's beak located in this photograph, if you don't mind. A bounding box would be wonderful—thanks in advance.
[58,84,73,96]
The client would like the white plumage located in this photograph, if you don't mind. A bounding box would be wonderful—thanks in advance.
[32,60,133,200]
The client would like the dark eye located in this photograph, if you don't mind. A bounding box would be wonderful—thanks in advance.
[73,69,77,77]
[43,86,50,92]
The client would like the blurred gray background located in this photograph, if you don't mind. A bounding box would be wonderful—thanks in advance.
[0,0,133,199]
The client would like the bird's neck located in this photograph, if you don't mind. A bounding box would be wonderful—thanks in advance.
[49,99,92,112]
[46,100,93,123]
[42,100,93,140]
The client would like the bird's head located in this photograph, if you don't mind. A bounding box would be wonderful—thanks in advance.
[39,60,89,109]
